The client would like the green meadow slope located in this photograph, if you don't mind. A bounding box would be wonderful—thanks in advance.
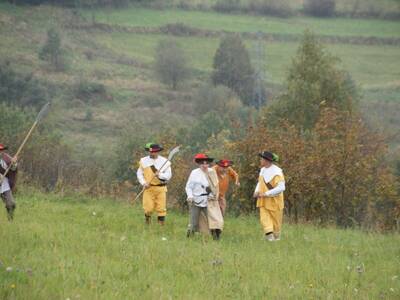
[0,3,399,152]
[0,192,399,299]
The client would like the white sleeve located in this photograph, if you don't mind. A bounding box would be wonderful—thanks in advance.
[136,162,146,186]
[185,172,195,199]
[254,169,262,193]
[265,181,285,197]
[158,161,172,181]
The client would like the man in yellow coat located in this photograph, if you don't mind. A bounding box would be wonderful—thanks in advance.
[137,143,172,225]
[253,151,285,241]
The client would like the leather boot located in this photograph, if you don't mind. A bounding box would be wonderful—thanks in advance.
[157,216,165,226]
[145,215,151,225]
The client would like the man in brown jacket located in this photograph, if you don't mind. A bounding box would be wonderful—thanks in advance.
[213,159,240,216]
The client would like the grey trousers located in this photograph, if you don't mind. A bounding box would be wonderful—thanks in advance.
[189,205,207,232]
[1,190,16,218]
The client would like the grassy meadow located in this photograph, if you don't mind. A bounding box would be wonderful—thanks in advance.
[0,191,399,299]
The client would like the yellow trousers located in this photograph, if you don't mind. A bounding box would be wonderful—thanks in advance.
[142,187,167,217]
[259,207,283,234]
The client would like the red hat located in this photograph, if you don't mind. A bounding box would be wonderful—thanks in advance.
[216,159,233,167]
[0,144,8,151]
[194,153,214,163]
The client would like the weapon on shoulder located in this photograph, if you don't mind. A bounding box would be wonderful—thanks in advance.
[0,102,50,184]
[133,145,181,203]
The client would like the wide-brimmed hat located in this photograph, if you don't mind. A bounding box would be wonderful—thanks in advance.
[258,151,274,162]
[216,159,233,167]
[194,153,214,164]
[145,143,163,153]
[0,144,8,151]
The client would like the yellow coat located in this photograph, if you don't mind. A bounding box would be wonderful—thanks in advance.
[256,174,285,211]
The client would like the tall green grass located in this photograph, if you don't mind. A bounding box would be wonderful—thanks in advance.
[0,192,399,299]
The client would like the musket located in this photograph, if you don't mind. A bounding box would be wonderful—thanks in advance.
[133,145,181,203]
[0,102,50,184]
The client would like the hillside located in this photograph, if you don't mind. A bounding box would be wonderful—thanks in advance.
[0,3,399,155]
[0,192,399,299]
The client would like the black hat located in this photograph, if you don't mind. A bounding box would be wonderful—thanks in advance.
[258,151,274,162]
[145,143,163,153]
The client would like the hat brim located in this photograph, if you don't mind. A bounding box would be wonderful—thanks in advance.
[217,161,233,167]
[195,158,214,164]
[146,147,164,152]
[0,147,7,151]
[258,153,273,161]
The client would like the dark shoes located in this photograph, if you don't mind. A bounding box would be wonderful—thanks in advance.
[6,207,14,221]
[211,229,221,240]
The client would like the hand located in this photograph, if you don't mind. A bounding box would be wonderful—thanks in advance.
[253,192,259,199]
[143,183,150,189]
[11,156,18,164]
[187,197,194,204]
[236,182,240,187]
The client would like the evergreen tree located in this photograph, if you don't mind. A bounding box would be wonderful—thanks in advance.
[268,31,359,131]
[212,35,255,106]
[39,28,66,71]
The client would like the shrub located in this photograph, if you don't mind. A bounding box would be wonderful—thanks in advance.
[154,39,190,90]
[39,28,68,71]
[248,0,294,17]
[74,79,108,103]
[0,61,47,109]
[193,84,233,116]
[213,0,241,13]
[304,0,336,17]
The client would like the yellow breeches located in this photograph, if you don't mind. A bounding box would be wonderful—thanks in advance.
[259,207,283,234]
[142,187,167,217]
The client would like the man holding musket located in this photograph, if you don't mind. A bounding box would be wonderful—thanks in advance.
[137,143,172,225]
[0,144,18,221]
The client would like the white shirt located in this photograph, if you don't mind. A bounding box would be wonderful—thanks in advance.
[136,155,172,186]
[0,158,10,194]
[185,168,215,207]
[254,164,285,197]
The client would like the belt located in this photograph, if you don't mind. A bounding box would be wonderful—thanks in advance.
[150,183,167,187]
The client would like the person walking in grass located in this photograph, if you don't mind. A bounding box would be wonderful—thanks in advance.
[185,153,223,240]
[0,144,18,221]
[253,151,285,242]
[212,159,240,216]
[137,143,172,226]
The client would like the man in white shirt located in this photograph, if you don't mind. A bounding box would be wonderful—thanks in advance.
[253,151,285,241]
[0,144,18,221]
[185,153,222,240]
[136,143,172,225]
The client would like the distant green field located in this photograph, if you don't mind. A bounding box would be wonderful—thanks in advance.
[94,32,400,86]
[0,192,399,299]
[89,7,400,38]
